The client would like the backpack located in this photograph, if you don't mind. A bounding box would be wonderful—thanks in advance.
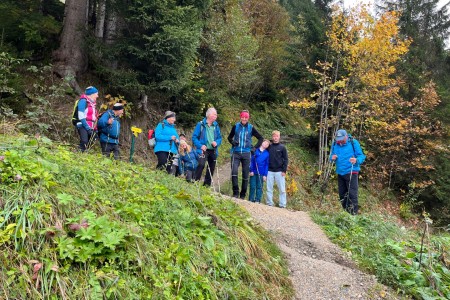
[148,122,164,147]
[71,98,85,126]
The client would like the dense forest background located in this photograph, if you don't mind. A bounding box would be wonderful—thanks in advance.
[0,0,449,223]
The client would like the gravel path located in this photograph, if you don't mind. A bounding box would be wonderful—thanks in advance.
[212,161,398,299]
[226,198,398,300]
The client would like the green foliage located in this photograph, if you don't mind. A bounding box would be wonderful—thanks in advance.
[202,0,261,98]
[92,0,211,95]
[0,0,63,59]
[312,211,450,299]
[0,133,293,299]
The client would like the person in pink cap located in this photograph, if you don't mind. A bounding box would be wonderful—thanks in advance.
[227,110,264,199]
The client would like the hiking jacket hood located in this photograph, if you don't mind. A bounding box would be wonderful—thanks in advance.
[154,119,179,154]
[329,135,366,175]
[192,118,222,155]
[97,110,120,144]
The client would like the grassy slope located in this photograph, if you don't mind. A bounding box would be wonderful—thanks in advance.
[0,134,293,299]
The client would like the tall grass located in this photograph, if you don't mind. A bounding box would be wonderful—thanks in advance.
[0,133,293,299]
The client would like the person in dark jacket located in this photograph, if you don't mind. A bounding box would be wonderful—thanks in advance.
[329,129,366,215]
[97,103,124,160]
[75,86,98,152]
[228,110,264,199]
[266,130,288,208]
[192,107,222,186]
[249,139,270,203]
[178,140,198,182]
[154,111,180,173]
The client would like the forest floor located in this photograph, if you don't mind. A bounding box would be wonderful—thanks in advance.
[213,162,400,300]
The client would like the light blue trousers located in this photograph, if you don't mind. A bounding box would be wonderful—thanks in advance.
[266,171,286,207]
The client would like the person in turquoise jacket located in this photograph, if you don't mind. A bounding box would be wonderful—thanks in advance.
[97,103,124,160]
[154,111,180,173]
[329,129,366,215]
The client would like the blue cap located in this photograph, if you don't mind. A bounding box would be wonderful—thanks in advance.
[335,129,347,141]
[85,86,98,95]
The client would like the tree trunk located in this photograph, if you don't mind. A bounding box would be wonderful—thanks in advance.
[53,0,89,93]
[95,0,106,38]
[104,7,118,69]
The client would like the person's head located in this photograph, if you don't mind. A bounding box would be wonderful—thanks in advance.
[112,103,124,116]
[240,110,250,125]
[272,130,281,143]
[178,139,191,154]
[261,139,270,149]
[205,107,217,123]
[85,86,99,100]
[164,111,176,124]
[179,133,186,141]
[335,129,348,145]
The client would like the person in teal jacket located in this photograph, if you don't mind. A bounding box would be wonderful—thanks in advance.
[154,111,180,173]
[330,129,366,215]
[97,103,124,160]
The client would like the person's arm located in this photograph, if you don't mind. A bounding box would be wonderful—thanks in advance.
[354,140,366,164]
[262,153,269,176]
[192,123,203,149]
[282,145,288,173]
[77,99,91,131]
[214,125,222,147]
[251,127,264,149]
[227,125,236,145]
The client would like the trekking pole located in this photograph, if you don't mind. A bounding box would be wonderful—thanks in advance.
[215,156,221,194]
[320,160,335,206]
[347,160,355,214]
[229,147,235,197]
[206,159,216,193]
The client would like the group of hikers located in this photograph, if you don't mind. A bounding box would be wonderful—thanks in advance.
[73,86,365,214]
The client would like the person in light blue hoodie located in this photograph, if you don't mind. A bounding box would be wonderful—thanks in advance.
[154,111,179,173]
[330,129,366,215]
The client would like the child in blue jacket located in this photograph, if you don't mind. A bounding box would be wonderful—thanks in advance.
[249,139,270,203]
[178,140,198,182]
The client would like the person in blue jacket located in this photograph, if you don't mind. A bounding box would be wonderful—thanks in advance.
[97,103,124,160]
[227,110,264,199]
[249,139,270,203]
[154,111,180,173]
[178,140,198,182]
[330,129,366,215]
[192,107,222,186]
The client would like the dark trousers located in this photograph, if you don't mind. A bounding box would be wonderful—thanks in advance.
[194,149,216,186]
[100,142,120,160]
[185,170,194,182]
[156,151,175,174]
[338,173,359,215]
[77,127,94,152]
[231,152,251,198]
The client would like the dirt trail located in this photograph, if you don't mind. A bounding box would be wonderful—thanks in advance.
[213,163,398,299]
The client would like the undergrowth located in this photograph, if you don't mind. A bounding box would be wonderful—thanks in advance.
[0,133,293,299]
[311,211,450,299]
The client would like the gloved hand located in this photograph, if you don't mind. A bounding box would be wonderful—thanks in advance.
[232,141,239,147]
[250,147,256,155]
[88,129,94,136]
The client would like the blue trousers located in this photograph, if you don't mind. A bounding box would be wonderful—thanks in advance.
[249,174,264,202]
